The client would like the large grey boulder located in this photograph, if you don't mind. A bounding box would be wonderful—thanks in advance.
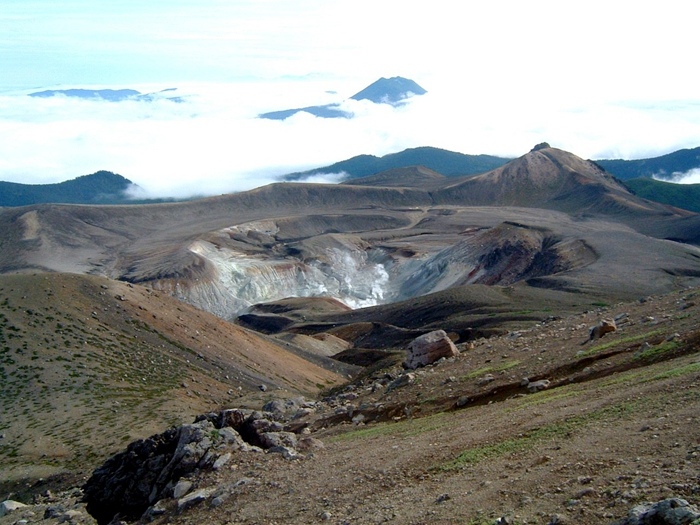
[404,330,458,369]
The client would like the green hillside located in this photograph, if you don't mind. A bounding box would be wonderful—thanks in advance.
[596,147,700,180]
[624,177,700,213]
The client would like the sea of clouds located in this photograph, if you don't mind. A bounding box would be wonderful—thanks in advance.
[1,79,700,199]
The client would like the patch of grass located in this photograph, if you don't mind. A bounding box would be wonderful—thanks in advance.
[577,329,664,358]
[599,355,700,388]
[330,412,450,442]
[633,341,679,361]
[651,361,700,381]
[438,402,636,471]
[460,360,521,380]
[510,387,582,410]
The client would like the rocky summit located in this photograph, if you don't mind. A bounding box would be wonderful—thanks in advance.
[0,145,699,524]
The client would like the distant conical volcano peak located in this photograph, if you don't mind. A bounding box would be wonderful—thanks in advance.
[350,76,427,104]
[259,76,426,120]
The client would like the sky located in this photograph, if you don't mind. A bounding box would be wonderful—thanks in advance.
[1,1,700,198]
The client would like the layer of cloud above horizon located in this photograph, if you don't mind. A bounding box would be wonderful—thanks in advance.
[2,2,699,198]
[2,81,700,199]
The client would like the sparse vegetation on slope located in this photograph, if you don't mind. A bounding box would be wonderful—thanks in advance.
[0,273,351,485]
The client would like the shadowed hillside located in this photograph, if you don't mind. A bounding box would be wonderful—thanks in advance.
[596,146,700,180]
[0,171,138,206]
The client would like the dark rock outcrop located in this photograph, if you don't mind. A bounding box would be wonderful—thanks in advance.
[83,407,319,524]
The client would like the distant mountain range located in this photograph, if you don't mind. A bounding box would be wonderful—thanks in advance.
[2,145,699,210]
[285,146,511,180]
[259,76,426,120]
[28,87,185,103]
[286,145,700,213]
[289,145,700,183]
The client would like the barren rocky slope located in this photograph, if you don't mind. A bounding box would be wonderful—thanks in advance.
[2,147,700,325]
[2,284,698,525]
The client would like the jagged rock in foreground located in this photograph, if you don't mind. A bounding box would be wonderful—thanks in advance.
[403,329,459,369]
[82,406,320,525]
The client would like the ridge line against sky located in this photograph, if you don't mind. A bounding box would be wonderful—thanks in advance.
[1,1,699,197]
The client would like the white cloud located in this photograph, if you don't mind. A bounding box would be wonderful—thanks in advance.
[1,81,700,199]
[0,2,699,198]
[295,172,349,185]
[657,168,700,185]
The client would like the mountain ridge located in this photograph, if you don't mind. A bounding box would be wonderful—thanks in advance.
[3,145,700,210]
[0,171,138,207]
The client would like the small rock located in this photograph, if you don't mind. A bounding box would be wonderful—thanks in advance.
[527,379,550,393]
[297,437,325,452]
[260,431,297,450]
[387,373,415,391]
[143,501,167,518]
[63,509,83,521]
[0,500,28,517]
[352,413,366,424]
[44,505,66,519]
[213,452,232,470]
[177,489,211,511]
[574,487,596,499]
[456,396,470,407]
[477,374,495,386]
[435,493,451,504]
[267,445,300,460]
[173,479,193,499]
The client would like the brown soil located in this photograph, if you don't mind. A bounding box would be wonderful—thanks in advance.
[132,285,699,525]
[3,285,694,525]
